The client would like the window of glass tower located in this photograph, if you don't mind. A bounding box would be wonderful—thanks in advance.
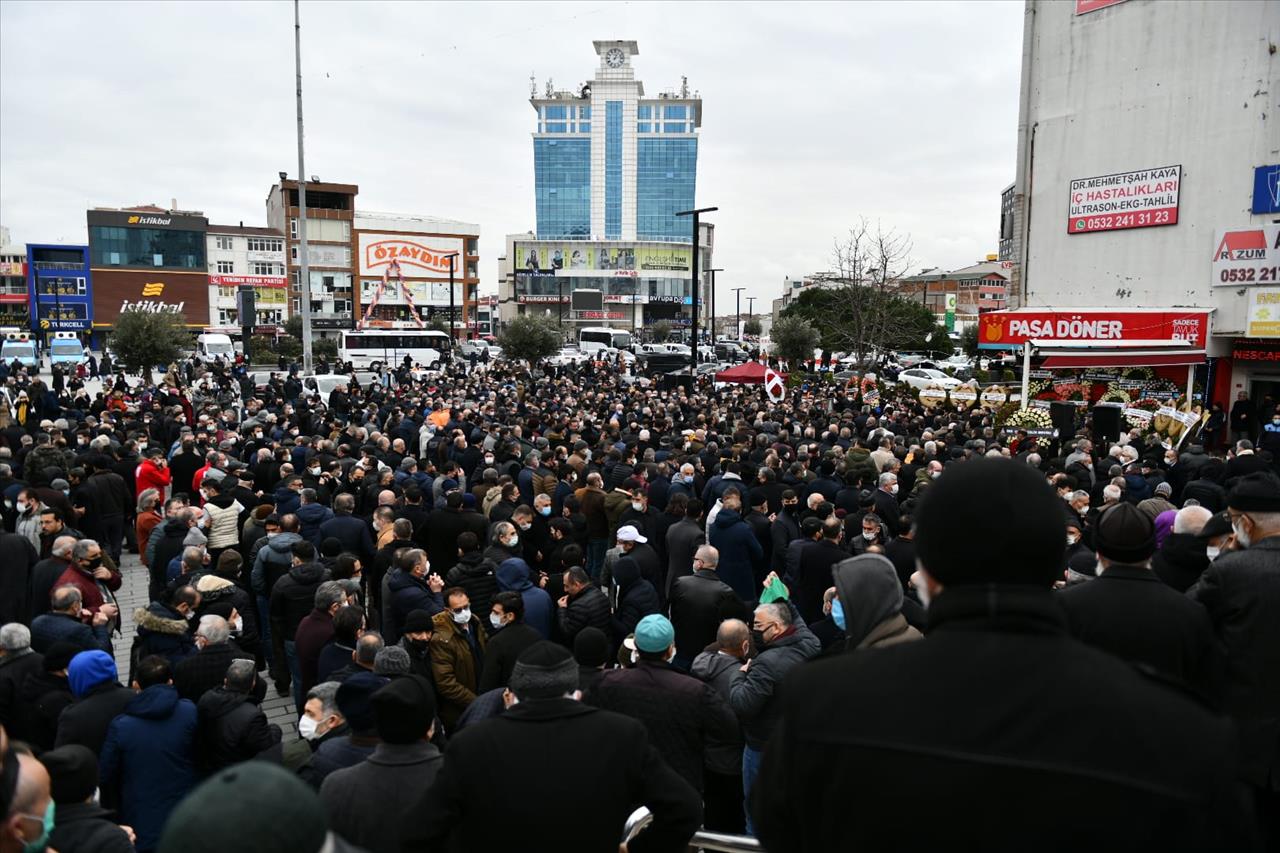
[534,139,591,239]
[605,101,623,240]
[636,138,698,242]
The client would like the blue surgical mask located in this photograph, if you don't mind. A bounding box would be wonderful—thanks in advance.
[831,598,846,630]
[538,506,551,516]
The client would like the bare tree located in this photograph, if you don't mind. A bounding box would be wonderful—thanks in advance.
[811,218,915,365]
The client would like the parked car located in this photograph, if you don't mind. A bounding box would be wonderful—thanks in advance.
[546,347,591,367]
[895,352,932,368]
[898,367,962,390]
[942,354,973,371]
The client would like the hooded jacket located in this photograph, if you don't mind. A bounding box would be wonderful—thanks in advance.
[728,605,821,749]
[445,551,500,620]
[296,500,335,547]
[386,568,444,645]
[251,531,303,597]
[99,684,198,851]
[690,650,746,775]
[496,558,554,640]
[132,602,197,667]
[196,686,279,773]
[831,554,923,652]
[609,556,660,648]
[56,651,135,755]
[269,561,329,641]
[709,508,763,602]
[150,517,192,599]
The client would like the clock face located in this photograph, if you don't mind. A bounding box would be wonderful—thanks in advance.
[605,48,626,68]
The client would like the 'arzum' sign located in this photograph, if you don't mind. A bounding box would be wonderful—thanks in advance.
[357,233,465,277]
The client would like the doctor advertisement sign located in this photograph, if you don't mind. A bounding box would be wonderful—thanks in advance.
[1067,165,1180,234]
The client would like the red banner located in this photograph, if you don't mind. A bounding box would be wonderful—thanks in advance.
[1076,0,1127,13]
[209,274,286,288]
[977,309,1209,348]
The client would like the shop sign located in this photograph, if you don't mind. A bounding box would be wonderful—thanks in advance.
[1075,0,1128,13]
[977,309,1208,348]
[1246,288,1280,338]
[1253,165,1280,215]
[358,234,465,277]
[209,274,286,288]
[1233,339,1280,362]
[1213,226,1280,286]
[1068,165,1180,233]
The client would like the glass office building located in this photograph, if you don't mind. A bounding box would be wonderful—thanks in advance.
[530,41,701,245]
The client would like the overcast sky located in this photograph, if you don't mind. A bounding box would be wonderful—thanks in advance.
[0,0,1022,307]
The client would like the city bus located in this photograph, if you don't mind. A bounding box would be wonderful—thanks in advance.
[339,329,452,369]
[578,326,632,354]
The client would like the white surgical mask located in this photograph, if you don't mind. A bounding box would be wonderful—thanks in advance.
[308,467,320,476]
[862,530,876,541]
[15,501,26,513]
[489,612,504,630]
[631,501,644,512]
[931,471,941,480]
[1206,545,1221,561]
[452,607,472,624]
[297,715,320,741]
[890,484,899,495]
[505,535,519,548]
[1067,534,1079,546]
[232,616,243,633]
[517,522,531,532]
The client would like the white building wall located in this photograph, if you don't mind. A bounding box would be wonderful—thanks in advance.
[1016,0,1277,352]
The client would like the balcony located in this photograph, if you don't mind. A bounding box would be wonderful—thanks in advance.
[33,261,82,271]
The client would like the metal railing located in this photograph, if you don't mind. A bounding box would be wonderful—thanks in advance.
[624,808,763,852]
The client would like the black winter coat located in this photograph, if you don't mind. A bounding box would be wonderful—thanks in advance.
[196,686,279,774]
[478,622,542,693]
[401,698,701,853]
[0,532,37,626]
[55,682,136,755]
[590,661,738,792]
[755,585,1255,853]
[16,670,72,751]
[149,518,191,600]
[445,552,500,620]
[49,802,134,853]
[556,583,611,644]
[729,611,821,749]
[269,561,328,641]
[1057,566,1222,700]
[1151,533,1209,592]
[669,570,750,663]
[424,508,487,574]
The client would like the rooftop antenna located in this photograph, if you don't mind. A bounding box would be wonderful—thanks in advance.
[530,73,536,97]
[680,76,688,97]
[545,78,554,97]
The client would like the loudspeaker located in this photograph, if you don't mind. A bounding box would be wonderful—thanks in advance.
[1092,404,1122,445]
[1050,402,1076,438]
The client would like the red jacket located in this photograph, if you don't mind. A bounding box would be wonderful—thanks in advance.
[54,563,122,620]
[135,458,172,500]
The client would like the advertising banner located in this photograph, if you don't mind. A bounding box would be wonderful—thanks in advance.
[91,269,209,327]
[1212,225,1280,286]
[1233,339,1280,363]
[36,302,90,331]
[359,279,463,304]
[1067,165,1180,234]
[208,274,286,288]
[1246,287,1280,338]
[515,242,691,274]
[1253,165,1280,215]
[976,309,1209,348]
[358,234,464,277]
[0,261,25,276]
[1075,0,1128,13]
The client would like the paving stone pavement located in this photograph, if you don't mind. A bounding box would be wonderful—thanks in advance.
[114,551,300,743]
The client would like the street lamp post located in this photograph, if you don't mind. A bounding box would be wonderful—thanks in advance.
[731,286,745,342]
[294,0,313,374]
[444,252,459,343]
[705,267,723,345]
[676,206,718,376]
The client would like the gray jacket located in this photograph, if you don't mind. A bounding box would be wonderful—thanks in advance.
[729,604,820,749]
[320,740,443,852]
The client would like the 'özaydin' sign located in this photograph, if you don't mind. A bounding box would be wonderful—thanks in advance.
[1068,165,1180,234]
[977,309,1209,348]
[357,234,465,277]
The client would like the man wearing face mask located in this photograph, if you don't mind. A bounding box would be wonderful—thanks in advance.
[132,586,200,669]
[1,747,57,853]
[430,588,487,731]
[871,472,902,538]
[478,592,541,692]
[53,540,120,631]
[1188,471,1280,835]
[395,610,436,683]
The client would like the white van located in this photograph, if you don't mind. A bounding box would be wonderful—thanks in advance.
[0,332,37,368]
[578,326,632,354]
[48,332,87,367]
[196,333,236,360]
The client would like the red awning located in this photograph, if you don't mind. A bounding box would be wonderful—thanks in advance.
[1040,351,1205,369]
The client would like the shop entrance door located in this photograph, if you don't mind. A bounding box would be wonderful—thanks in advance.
[1247,374,1280,434]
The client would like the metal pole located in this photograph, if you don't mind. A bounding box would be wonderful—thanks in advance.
[676,207,717,376]
[448,254,456,343]
[558,272,563,329]
[1021,343,1032,410]
[294,0,313,374]
[705,268,723,345]
[732,287,745,341]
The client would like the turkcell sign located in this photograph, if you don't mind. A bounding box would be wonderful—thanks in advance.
[1067,165,1180,234]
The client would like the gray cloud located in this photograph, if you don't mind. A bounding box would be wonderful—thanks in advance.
[0,0,1022,307]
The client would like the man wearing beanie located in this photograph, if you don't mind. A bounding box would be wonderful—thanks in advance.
[54,650,134,756]
[403,641,701,853]
[590,614,737,794]
[1057,503,1220,697]
[1189,471,1280,835]
[321,675,442,853]
[755,459,1255,852]
[42,745,133,853]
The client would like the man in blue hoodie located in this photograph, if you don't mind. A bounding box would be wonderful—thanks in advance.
[296,488,334,548]
[495,558,553,639]
[99,654,198,853]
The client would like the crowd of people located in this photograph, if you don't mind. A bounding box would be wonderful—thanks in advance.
[0,348,1276,852]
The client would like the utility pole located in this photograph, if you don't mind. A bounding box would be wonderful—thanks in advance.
[731,286,745,341]
[676,207,717,375]
[445,252,458,344]
[294,0,313,374]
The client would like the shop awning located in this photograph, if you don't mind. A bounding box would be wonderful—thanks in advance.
[1031,338,1205,369]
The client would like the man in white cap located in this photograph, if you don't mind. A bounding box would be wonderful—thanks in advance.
[610,526,661,601]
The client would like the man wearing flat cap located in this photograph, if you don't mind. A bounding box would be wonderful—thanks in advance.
[1188,471,1280,833]
[755,459,1257,851]
[402,641,700,853]
[1057,503,1221,697]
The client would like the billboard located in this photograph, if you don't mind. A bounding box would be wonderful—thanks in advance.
[1246,288,1280,338]
[208,274,286,288]
[358,279,463,305]
[357,233,465,277]
[1067,165,1180,234]
[1212,225,1279,286]
[86,210,207,231]
[515,242,692,274]
[976,309,1209,348]
[92,269,209,327]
